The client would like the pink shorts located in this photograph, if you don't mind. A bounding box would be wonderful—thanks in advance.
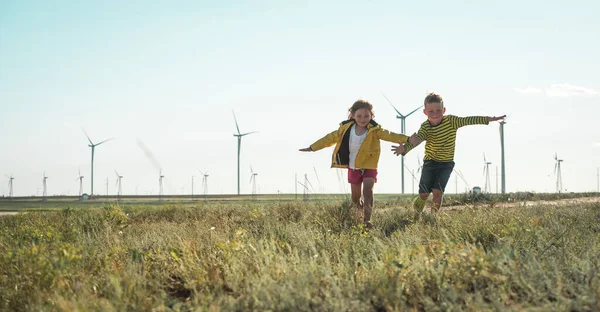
[348,168,378,185]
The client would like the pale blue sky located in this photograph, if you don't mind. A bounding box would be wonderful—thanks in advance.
[1,0,599,197]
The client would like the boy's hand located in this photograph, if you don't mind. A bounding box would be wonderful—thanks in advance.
[391,144,406,156]
[299,147,313,152]
[489,115,506,122]
[408,133,421,146]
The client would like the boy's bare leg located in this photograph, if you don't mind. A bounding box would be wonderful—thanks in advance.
[431,189,443,212]
[362,178,375,225]
[413,193,429,213]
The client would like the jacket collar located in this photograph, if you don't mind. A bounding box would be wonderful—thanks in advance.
[340,119,380,129]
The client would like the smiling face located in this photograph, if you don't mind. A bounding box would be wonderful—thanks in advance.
[352,108,372,128]
[424,102,446,126]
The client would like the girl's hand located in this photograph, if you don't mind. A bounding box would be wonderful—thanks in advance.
[299,147,313,152]
[489,115,506,122]
[391,144,406,156]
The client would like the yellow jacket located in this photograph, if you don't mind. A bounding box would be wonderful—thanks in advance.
[310,119,409,169]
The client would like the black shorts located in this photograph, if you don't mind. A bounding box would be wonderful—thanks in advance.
[418,160,455,194]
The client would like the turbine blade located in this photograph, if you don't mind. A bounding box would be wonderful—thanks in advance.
[381,92,404,117]
[137,139,163,172]
[82,128,93,145]
[96,138,114,146]
[240,131,258,136]
[232,110,241,134]
[405,105,422,117]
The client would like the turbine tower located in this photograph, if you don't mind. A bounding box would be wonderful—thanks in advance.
[191,175,195,199]
[42,172,48,201]
[232,110,257,195]
[499,120,506,193]
[249,166,258,199]
[83,129,113,197]
[6,175,14,199]
[483,154,492,193]
[382,93,422,194]
[115,170,123,197]
[554,153,564,193]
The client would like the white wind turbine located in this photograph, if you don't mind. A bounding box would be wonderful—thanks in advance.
[199,170,209,198]
[115,170,123,197]
[483,153,492,193]
[554,153,564,193]
[42,172,48,201]
[249,166,258,198]
[76,169,84,196]
[6,174,14,199]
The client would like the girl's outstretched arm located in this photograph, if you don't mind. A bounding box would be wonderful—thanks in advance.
[377,128,409,143]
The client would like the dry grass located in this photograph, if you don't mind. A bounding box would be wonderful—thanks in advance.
[1,199,599,311]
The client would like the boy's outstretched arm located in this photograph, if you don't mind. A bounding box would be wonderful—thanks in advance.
[489,115,506,122]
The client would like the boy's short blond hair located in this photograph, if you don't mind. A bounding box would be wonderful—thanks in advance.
[424,92,443,108]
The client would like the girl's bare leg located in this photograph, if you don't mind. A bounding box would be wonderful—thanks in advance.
[362,178,375,225]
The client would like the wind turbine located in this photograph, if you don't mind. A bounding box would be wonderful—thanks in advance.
[232,110,257,195]
[83,129,113,197]
[115,170,123,197]
[75,169,84,196]
[199,170,209,198]
[404,164,418,195]
[382,93,422,194]
[454,169,470,193]
[313,166,323,193]
[137,139,165,200]
[42,172,48,201]
[297,173,314,201]
[249,166,258,199]
[159,169,165,200]
[6,175,14,199]
[483,154,492,193]
[554,153,564,193]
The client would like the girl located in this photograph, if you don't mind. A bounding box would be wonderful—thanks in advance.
[300,99,409,227]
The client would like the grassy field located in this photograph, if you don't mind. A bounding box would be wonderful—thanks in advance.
[1,197,599,311]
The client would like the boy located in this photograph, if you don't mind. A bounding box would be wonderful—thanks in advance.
[392,92,505,213]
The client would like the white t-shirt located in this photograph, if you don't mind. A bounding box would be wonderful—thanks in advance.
[348,124,367,169]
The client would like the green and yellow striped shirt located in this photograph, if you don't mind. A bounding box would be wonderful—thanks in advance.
[404,115,489,162]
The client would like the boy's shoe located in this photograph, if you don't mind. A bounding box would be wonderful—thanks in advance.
[364,221,373,229]
[412,196,426,214]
